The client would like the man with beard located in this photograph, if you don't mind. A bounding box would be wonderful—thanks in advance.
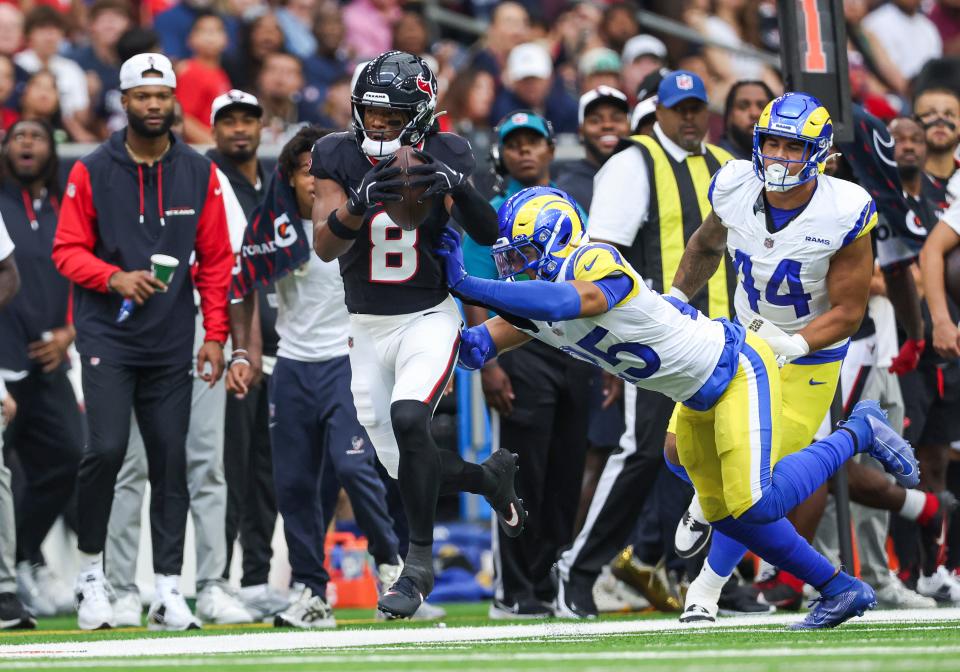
[208,90,288,619]
[555,87,630,586]
[881,116,960,604]
[103,92,252,626]
[716,80,775,160]
[0,120,82,618]
[916,87,960,210]
[556,86,631,211]
[52,53,234,631]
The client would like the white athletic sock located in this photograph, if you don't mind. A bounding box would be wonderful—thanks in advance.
[155,574,181,596]
[685,559,729,614]
[899,488,926,521]
[79,551,103,576]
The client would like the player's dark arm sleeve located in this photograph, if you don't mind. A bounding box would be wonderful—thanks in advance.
[883,263,924,341]
[449,182,499,245]
[0,254,19,308]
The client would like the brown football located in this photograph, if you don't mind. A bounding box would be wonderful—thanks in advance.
[383,145,434,231]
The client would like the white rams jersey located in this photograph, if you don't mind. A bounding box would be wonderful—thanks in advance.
[519,243,727,403]
[710,160,877,349]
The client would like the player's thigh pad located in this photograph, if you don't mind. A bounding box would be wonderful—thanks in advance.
[391,296,462,409]
[778,359,840,458]
[713,333,782,519]
[676,403,729,521]
[348,315,401,478]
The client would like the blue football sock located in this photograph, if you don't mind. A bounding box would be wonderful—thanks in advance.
[712,516,836,588]
[818,570,857,598]
[739,428,858,524]
[664,453,693,486]
[705,530,747,578]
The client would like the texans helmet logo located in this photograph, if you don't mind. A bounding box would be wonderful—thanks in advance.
[415,74,434,97]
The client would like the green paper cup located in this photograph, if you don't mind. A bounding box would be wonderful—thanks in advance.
[151,254,179,292]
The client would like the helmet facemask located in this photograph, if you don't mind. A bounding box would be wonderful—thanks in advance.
[753,129,828,192]
[351,51,439,159]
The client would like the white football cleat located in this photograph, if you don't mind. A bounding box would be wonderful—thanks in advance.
[17,562,55,617]
[239,584,291,621]
[875,573,936,609]
[112,591,143,627]
[196,583,253,624]
[147,585,201,631]
[74,570,115,630]
[274,586,336,629]
[916,566,960,604]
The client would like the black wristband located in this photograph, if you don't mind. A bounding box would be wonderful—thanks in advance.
[327,209,360,240]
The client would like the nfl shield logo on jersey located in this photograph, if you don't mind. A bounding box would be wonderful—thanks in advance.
[764,237,774,248]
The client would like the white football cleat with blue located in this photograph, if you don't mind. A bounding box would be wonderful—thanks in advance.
[845,400,919,488]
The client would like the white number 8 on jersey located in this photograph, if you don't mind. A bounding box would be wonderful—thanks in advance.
[369,211,419,283]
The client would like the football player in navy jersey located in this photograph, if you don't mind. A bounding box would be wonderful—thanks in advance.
[311,50,525,619]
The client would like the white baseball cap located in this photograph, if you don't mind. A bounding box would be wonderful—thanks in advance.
[211,89,263,125]
[506,43,552,82]
[631,95,658,131]
[578,85,629,126]
[622,35,667,65]
[119,53,176,91]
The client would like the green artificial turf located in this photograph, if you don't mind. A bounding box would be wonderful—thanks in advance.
[2,603,958,672]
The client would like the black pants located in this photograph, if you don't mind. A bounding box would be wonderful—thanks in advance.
[630,462,694,570]
[495,341,590,604]
[3,368,83,563]
[559,384,673,583]
[79,357,192,575]
[223,375,277,587]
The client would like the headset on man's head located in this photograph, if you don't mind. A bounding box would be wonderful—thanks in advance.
[489,110,556,175]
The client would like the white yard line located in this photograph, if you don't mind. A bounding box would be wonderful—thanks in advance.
[1,646,960,669]
[1,608,958,660]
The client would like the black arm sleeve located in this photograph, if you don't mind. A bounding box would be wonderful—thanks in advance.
[450,182,499,245]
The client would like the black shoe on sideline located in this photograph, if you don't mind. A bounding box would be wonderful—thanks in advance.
[717,579,776,616]
[0,592,36,630]
[551,564,598,619]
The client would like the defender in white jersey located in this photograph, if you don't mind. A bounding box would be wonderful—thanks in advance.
[437,185,914,630]
[669,93,878,620]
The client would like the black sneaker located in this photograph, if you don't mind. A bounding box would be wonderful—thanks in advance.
[0,592,36,630]
[551,564,597,619]
[755,576,804,611]
[717,579,776,616]
[488,597,552,620]
[377,576,425,620]
[482,450,527,538]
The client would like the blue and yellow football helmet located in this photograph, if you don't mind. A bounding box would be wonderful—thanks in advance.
[752,92,833,191]
[492,187,586,281]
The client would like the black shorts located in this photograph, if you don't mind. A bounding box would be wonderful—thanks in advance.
[900,361,960,446]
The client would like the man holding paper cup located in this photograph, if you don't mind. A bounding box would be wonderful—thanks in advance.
[52,52,234,631]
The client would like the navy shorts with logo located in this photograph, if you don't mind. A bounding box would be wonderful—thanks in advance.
[269,355,399,597]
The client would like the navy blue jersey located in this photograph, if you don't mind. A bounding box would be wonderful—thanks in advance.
[310,131,475,315]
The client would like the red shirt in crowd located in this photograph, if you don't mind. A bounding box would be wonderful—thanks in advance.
[176,59,231,131]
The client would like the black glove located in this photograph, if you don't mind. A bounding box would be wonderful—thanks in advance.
[408,149,466,200]
[346,156,404,216]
